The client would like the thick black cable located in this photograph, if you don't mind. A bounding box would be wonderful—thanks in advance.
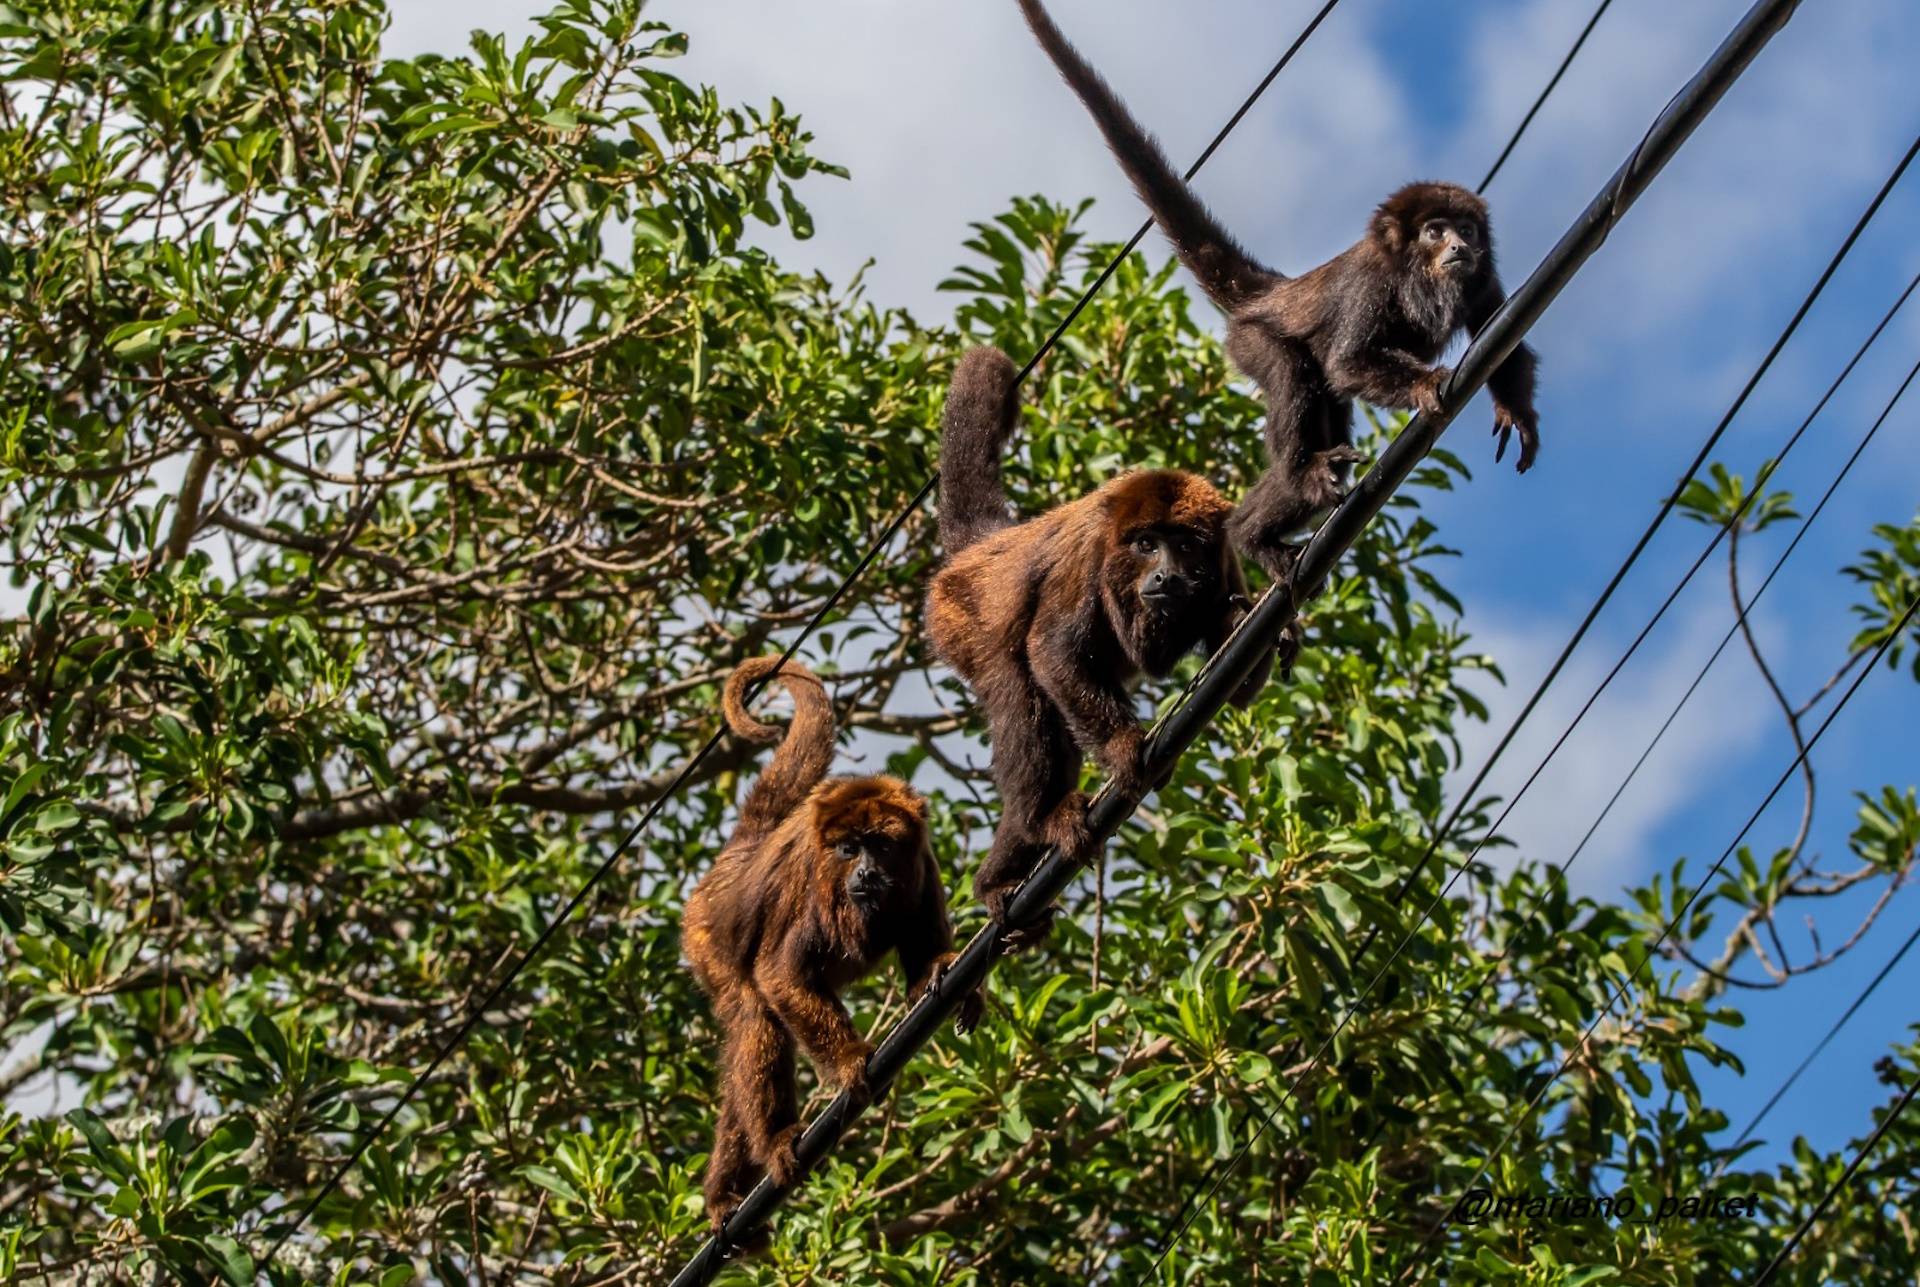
[1146,65,1909,1280]
[1752,1045,1920,1284]
[1392,587,1920,1281]
[1479,0,1615,193]
[260,0,1349,1268]
[674,0,1807,1273]
[1715,907,1920,1184]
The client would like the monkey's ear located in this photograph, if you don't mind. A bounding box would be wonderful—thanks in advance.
[1370,209,1406,253]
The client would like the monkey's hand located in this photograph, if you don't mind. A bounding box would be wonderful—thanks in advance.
[1492,400,1540,473]
[983,880,1057,952]
[1276,618,1304,682]
[916,952,984,1035]
[832,1040,875,1110]
[1413,366,1452,418]
[1099,726,1155,801]
[763,1124,802,1187]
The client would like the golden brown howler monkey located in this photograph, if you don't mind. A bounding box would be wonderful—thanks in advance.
[927,347,1271,944]
[682,656,980,1239]
[1016,0,1541,583]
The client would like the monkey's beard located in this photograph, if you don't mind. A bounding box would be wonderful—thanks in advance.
[1122,591,1207,677]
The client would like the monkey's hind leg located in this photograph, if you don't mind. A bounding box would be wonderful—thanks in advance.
[703,1099,772,1253]
[721,994,802,1186]
[975,702,1082,950]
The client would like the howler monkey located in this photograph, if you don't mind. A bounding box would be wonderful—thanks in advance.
[682,656,980,1238]
[927,347,1270,942]
[1016,0,1541,582]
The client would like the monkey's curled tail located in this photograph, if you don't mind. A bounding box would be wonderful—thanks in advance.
[724,655,835,830]
[1016,0,1275,309]
[936,346,1020,556]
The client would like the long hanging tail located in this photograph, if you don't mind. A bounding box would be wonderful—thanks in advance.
[724,656,834,830]
[1016,0,1277,308]
[936,346,1020,556]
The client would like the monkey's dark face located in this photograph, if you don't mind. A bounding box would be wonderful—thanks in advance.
[818,808,926,913]
[1120,524,1219,618]
[1415,213,1485,281]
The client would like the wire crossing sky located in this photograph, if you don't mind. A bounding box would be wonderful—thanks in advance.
[673,0,1807,1278]
[263,0,1354,1268]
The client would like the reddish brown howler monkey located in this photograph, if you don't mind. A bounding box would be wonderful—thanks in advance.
[927,347,1271,940]
[1016,0,1541,583]
[682,656,980,1238]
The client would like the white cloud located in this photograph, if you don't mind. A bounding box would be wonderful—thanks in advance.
[1452,586,1781,898]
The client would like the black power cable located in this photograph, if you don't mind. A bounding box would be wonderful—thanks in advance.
[1148,33,1920,1281]
[662,0,1805,1280]
[1393,585,1920,1281]
[260,0,1351,1267]
[1752,1038,1920,1285]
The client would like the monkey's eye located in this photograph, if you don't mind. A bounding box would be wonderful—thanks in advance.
[1132,534,1157,555]
[836,839,861,861]
[1423,222,1444,241]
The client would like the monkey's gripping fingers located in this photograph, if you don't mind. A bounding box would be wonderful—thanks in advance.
[1099,726,1154,801]
[917,952,985,1035]
[832,1039,876,1111]
[1275,618,1304,682]
[763,1125,802,1188]
[1492,401,1540,473]
[983,881,1057,952]
[1413,365,1452,418]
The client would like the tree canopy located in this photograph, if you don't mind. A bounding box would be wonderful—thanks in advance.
[2,2,1918,1284]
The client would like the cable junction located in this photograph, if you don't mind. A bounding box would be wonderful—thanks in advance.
[668,0,1804,1280]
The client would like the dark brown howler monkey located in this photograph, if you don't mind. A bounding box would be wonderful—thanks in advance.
[928,347,1270,942]
[682,656,980,1240]
[1016,0,1541,583]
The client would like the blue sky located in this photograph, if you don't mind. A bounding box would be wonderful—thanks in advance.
[388,0,1920,1178]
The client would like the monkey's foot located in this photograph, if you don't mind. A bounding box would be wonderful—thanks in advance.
[1492,402,1540,473]
[982,881,1057,952]
[1041,788,1096,860]
[710,1197,774,1255]
[763,1126,802,1187]
[833,1042,875,1110]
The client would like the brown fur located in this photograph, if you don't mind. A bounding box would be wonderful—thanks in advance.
[683,657,979,1240]
[1017,0,1541,583]
[928,347,1271,942]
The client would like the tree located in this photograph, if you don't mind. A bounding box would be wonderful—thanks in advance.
[2,3,1917,1284]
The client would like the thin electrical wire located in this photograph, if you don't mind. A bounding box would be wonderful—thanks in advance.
[1714,907,1920,1184]
[1452,332,1920,1022]
[1752,1054,1920,1285]
[260,0,1349,1262]
[1338,274,1920,1172]
[1394,588,1920,1280]
[1479,0,1615,193]
[1143,126,1920,1275]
